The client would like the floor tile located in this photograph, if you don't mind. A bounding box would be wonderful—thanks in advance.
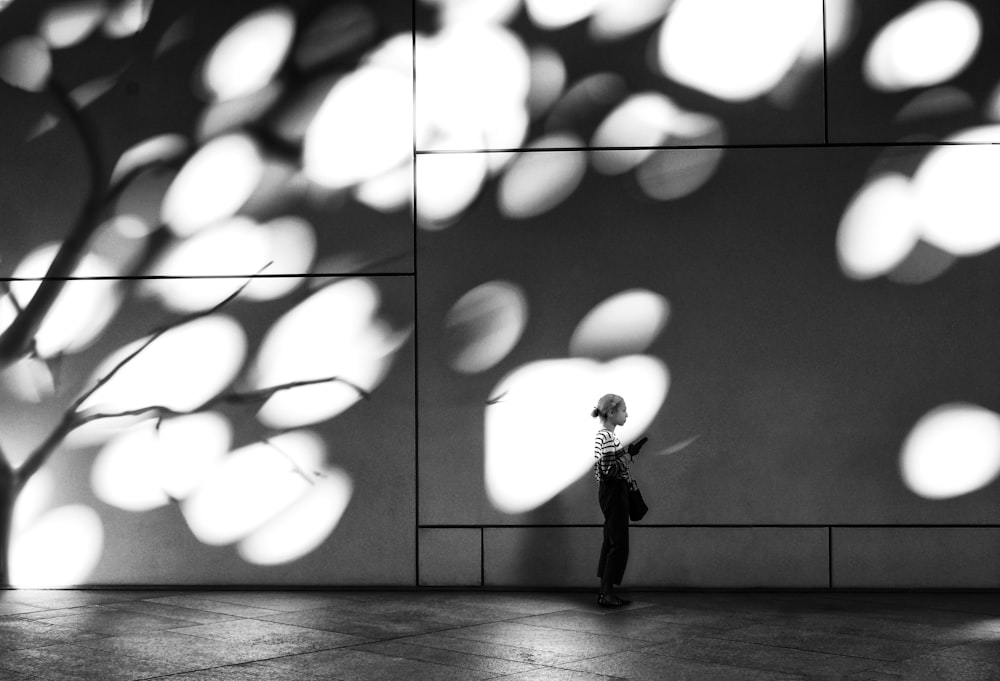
[353,638,543,676]
[559,649,803,680]
[713,622,946,661]
[260,606,454,640]
[169,618,370,654]
[0,642,200,681]
[512,608,720,643]
[645,635,881,678]
[144,595,284,618]
[846,652,1000,680]
[34,608,199,636]
[260,647,496,681]
[0,618,104,651]
[397,632,585,666]
[443,620,646,660]
[74,629,297,666]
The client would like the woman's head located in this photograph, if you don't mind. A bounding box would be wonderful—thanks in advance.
[591,393,627,425]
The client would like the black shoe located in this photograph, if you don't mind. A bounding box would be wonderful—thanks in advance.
[598,594,625,608]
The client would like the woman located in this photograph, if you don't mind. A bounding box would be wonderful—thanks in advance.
[592,393,645,607]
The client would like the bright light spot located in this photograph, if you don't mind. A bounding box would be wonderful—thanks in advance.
[444,281,528,374]
[6,244,122,357]
[570,289,670,360]
[591,93,677,174]
[0,356,54,403]
[901,403,1000,499]
[356,161,414,213]
[239,469,352,565]
[181,431,327,546]
[110,133,187,187]
[144,216,315,311]
[837,173,921,280]
[13,471,54,535]
[416,148,488,229]
[913,126,1000,256]
[202,6,295,101]
[815,0,856,58]
[416,24,530,150]
[0,37,52,92]
[103,0,153,38]
[79,315,247,415]
[430,0,522,25]
[304,66,411,188]
[590,0,673,42]
[161,134,264,237]
[657,0,822,101]
[526,46,566,119]
[486,355,669,514]
[253,279,410,427]
[525,0,601,29]
[10,505,103,587]
[498,134,587,219]
[40,0,109,49]
[864,0,980,92]
[91,413,232,511]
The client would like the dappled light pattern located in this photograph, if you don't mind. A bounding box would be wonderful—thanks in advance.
[144,216,315,311]
[589,0,674,42]
[498,134,587,219]
[181,431,352,565]
[160,134,265,237]
[39,0,108,49]
[837,125,1000,281]
[570,289,670,360]
[485,356,668,514]
[238,469,352,566]
[901,404,1000,499]
[0,356,55,403]
[525,0,601,30]
[304,66,412,190]
[293,3,378,71]
[92,413,232,511]
[253,279,410,428]
[416,150,489,230]
[444,281,528,374]
[110,134,188,189]
[657,0,822,102]
[864,0,981,92]
[837,174,921,280]
[416,22,531,152]
[0,36,52,92]
[10,505,103,587]
[5,244,121,357]
[200,6,295,102]
[78,315,247,416]
[913,126,1000,256]
[103,0,154,39]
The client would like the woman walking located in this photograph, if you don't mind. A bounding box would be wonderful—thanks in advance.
[593,393,645,607]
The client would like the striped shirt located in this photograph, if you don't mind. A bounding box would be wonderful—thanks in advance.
[593,428,631,484]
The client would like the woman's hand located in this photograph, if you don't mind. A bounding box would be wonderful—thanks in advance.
[627,436,648,458]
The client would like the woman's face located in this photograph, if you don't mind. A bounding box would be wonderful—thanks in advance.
[611,402,628,426]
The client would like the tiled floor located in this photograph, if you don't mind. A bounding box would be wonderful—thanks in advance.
[1,589,999,680]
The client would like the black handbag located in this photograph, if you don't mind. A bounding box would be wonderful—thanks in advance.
[628,481,648,521]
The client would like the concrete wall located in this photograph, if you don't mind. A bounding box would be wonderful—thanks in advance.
[1,0,999,588]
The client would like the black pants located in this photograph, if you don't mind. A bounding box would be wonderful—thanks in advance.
[597,478,629,592]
